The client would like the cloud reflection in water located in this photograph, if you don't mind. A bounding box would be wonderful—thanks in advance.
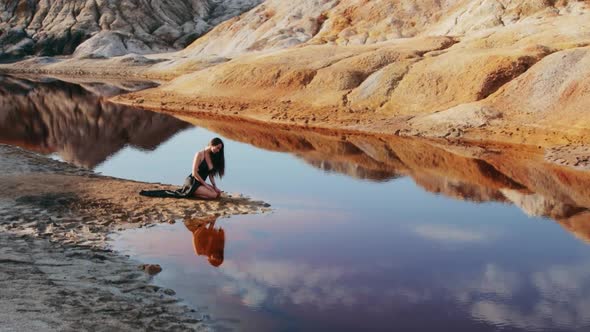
[456,262,590,331]
[413,224,487,243]
[219,259,354,309]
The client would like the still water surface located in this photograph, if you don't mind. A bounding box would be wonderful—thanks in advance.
[3,75,590,332]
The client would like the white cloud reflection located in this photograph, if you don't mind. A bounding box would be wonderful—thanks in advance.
[212,257,590,330]
[216,259,434,311]
[454,262,590,331]
[218,260,356,309]
[413,224,486,243]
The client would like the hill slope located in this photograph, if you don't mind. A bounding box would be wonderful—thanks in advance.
[111,0,590,147]
[0,0,261,59]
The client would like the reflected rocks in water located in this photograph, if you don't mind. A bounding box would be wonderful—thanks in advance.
[0,75,189,168]
[177,115,590,238]
[72,80,159,97]
[306,158,401,182]
[177,115,406,182]
[184,216,225,267]
[0,75,158,96]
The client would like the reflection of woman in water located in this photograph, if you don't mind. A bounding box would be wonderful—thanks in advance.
[140,137,225,199]
[184,216,225,267]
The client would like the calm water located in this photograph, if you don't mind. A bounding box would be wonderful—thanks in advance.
[3,75,590,332]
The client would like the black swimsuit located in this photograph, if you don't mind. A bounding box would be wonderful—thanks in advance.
[139,159,211,198]
[193,158,210,188]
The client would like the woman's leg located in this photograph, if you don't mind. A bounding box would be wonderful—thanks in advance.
[194,185,220,199]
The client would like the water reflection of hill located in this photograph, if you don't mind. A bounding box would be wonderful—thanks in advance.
[177,115,590,241]
[0,76,190,168]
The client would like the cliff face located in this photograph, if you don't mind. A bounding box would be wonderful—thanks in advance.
[0,0,261,59]
[183,0,589,57]
[182,0,464,57]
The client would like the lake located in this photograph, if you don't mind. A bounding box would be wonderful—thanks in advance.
[3,75,590,332]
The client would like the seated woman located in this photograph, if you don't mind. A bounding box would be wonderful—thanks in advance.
[140,137,225,199]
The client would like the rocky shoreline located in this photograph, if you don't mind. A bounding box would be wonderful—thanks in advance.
[0,144,270,331]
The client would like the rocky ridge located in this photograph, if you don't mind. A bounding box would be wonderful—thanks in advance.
[0,0,261,59]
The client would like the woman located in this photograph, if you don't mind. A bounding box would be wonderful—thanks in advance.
[139,137,225,199]
[191,137,225,199]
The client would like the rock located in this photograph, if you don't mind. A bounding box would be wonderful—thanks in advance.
[0,0,261,59]
[380,48,547,116]
[74,32,152,58]
[183,0,589,57]
[161,288,176,296]
[470,47,590,132]
[139,264,162,276]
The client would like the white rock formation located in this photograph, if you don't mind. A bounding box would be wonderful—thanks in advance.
[0,0,262,59]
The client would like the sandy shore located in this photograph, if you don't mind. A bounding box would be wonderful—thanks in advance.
[0,144,270,331]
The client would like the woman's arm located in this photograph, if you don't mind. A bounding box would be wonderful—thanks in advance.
[209,174,221,193]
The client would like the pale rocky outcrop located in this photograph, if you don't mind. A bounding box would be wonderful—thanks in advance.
[183,0,589,57]
[182,0,339,57]
[378,47,548,116]
[182,0,462,57]
[0,0,260,59]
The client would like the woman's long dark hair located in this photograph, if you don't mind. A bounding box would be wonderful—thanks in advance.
[209,137,225,178]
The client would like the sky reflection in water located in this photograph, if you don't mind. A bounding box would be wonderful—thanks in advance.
[109,127,590,332]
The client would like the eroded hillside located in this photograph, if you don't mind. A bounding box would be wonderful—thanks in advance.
[0,0,261,59]
[2,0,590,150]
